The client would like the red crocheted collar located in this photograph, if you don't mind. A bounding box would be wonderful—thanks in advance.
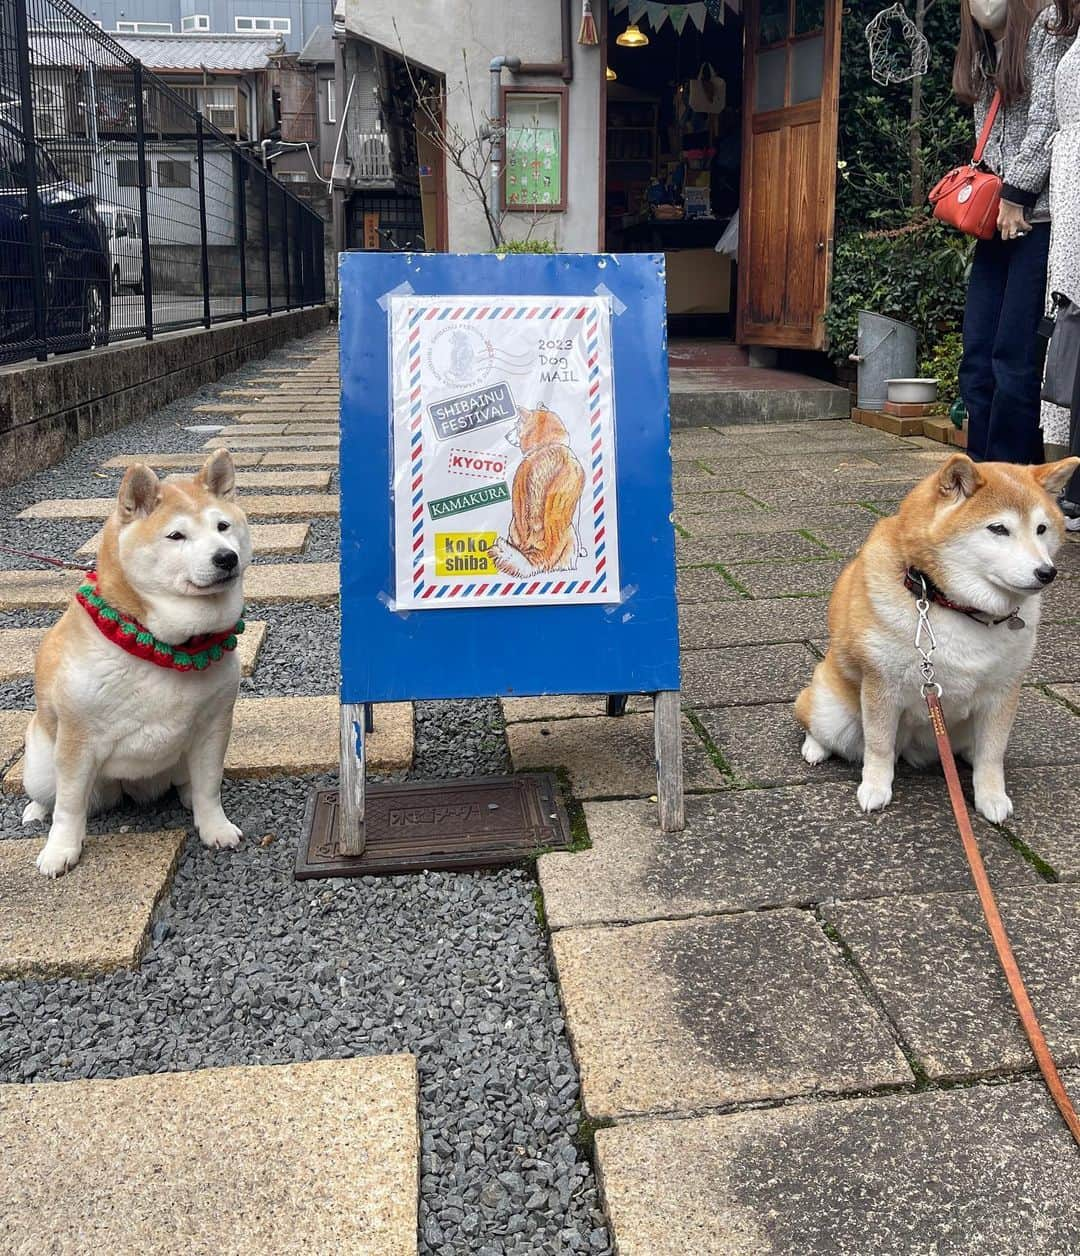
[76,572,245,671]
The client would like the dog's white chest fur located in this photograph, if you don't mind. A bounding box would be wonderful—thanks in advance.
[867,595,1038,728]
[64,638,239,780]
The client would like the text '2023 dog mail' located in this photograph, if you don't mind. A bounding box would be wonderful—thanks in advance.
[389,295,620,610]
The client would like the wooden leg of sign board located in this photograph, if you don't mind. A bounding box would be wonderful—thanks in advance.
[653,690,685,832]
[339,702,367,857]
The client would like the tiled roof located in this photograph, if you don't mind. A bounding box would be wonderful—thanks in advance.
[113,33,284,72]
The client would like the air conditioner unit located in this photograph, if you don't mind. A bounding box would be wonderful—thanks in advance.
[207,107,236,132]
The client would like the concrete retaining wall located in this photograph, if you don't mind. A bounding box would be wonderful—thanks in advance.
[0,306,330,488]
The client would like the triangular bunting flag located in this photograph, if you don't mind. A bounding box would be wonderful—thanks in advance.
[644,0,669,28]
[629,0,649,21]
[668,3,690,31]
[607,0,629,12]
[687,2,709,29]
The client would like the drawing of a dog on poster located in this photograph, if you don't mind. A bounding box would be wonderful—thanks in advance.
[489,405,586,577]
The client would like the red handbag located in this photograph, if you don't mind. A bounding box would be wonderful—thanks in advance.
[929,91,1003,240]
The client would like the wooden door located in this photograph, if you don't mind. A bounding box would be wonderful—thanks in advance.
[737,0,842,349]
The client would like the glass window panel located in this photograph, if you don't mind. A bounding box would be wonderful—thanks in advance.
[756,48,787,112]
[791,35,825,104]
[759,0,789,46]
[794,0,825,35]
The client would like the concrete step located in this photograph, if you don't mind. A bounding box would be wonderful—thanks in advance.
[594,1077,1080,1255]
[669,366,851,427]
[0,1055,418,1253]
[20,494,338,521]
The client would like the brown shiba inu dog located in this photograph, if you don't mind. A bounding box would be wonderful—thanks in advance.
[796,454,1080,821]
[489,405,586,577]
[22,450,252,877]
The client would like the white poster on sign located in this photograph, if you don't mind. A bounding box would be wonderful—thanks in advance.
[388,295,620,609]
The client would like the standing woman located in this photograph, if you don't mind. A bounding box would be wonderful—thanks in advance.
[954,0,1068,463]
[1041,0,1080,525]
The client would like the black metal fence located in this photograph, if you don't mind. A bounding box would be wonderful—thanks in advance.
[0,0,325,365]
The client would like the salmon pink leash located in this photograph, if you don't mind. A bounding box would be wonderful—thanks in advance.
[914,579,1080,1147]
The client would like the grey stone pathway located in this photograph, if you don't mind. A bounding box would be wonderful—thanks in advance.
[527,421,1080,1253]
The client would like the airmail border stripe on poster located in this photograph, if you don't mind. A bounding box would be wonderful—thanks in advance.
[408,302,612,602]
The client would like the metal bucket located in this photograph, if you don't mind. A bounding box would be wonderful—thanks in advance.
[854,311,917,411]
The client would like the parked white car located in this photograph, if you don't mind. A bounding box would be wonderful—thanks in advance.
[97,202,143,295]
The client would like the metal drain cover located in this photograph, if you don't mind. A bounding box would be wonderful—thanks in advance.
[295,773,571,879]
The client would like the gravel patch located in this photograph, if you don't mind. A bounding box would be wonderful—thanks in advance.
[1,776,609,1256]
[241,603,340,698]
[0,327,612,1255]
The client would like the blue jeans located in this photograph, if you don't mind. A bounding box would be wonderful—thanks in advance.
[960,222,1050,463]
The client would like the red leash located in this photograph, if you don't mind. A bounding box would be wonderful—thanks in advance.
[0,545,93,572]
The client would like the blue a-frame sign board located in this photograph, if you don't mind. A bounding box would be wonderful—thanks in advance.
[338,252,679,704]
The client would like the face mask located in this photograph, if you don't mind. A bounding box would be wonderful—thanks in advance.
[970,0,1008,31]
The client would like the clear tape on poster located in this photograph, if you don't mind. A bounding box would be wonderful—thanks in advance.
[383,292,623,612]
[376,280,415,311]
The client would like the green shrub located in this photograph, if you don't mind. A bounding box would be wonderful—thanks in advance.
[920,329,965,406]
[489,238,557,254]
[824,221,972,366]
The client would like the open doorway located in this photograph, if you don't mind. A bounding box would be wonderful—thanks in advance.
[603,8,743,339]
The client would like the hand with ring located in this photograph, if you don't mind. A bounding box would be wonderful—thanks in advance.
[997,200,1032,241]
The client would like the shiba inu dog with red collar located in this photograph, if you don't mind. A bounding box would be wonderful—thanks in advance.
[22,449,252,877]
[796,453,1080,822]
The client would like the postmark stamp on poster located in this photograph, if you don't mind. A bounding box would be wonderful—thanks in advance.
[389,295,620,609]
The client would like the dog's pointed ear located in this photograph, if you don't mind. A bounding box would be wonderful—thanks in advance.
[196,448,236,500]
[937,454,984,500]
[117,463,161,520]
[1031,456,1080,495]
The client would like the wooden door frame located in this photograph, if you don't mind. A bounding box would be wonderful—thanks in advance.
[736,0,842,349]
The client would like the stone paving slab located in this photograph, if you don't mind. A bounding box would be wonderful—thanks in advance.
[244,562,338,604]
[676,567,747,603]
[682,642,817,707]
[217,424,338,438]
[226,696,412,775]
[0,621,266,682]
[259,449,339,467]
[205,434,339,450]
[0,831,186,977]
[593,1076,1080,1256]
[102,452,266,470]
[0,561,339,610]
[0,567,80,609]
[2,697,411,794]
[668,505,878,539]
[0,1055,418,1254]
[825,886,1080,1079]
[500,694,653,722]
[537,780,1034,930]
[693,688,1080,787]
[676,531,826,565]
[20,495,338,521]
[552,912,910,1119]
[506,712,725,798]
[724,558,846,600]
[1027,623,1080,685]
[76,523,310,558]
[679,598,829,649]
[0,711,31,768]
[999,764,1080,879]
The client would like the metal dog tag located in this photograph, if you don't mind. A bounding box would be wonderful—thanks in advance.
[1006,614,1026,630]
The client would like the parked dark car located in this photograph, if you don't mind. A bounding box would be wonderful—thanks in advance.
[0,120,110,360]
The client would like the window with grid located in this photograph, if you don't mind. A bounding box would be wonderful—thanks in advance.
[234,16,291,32]
[181,14,211,32]
[115,21,174,33]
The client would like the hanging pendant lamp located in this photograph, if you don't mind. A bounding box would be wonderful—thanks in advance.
[616,21,649,46]
[606,65,617,80]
